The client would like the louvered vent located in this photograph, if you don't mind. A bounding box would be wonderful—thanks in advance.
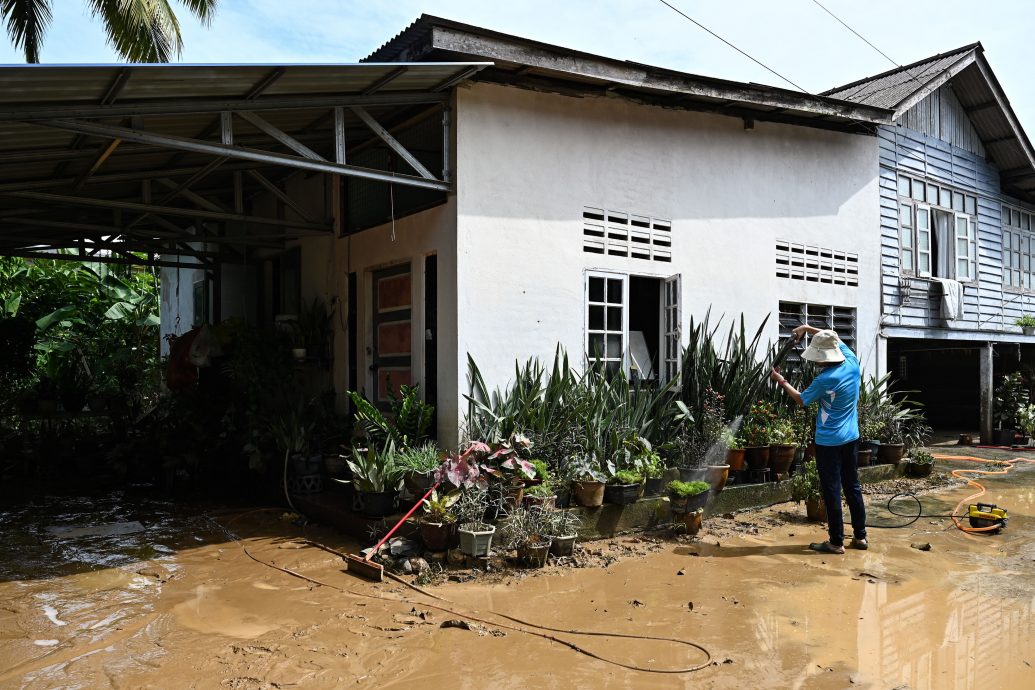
[775,240,858,286]
[583,207,671,262]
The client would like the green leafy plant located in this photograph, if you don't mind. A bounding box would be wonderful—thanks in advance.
[452,487,490,525]
[666,480,709,497]
[1018,403,1035,440]
[347,441,405,493]
[530,459,551,482]
[741,400,778,447]
[1016,315,1035,328]
[525,482,555,498]
[497,506,556,549]
[396,442,441,473]
[348,384,434,449]
[421,489,459,523]
[994,372,1028,430]
[790,459,822,502]
[908,450,934,465]
[610,469,643,485]
[546,509,582,538]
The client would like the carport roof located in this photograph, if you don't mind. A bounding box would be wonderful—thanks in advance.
[0,61,488,268]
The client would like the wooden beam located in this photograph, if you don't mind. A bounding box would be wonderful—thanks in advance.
[70,138,121,192]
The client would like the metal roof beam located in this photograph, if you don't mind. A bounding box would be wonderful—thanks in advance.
[27,117,450,191]
[2,189,332,231]
[246,170,315,223]
[362,66,408,95]
[350,106,436,180]
[70,138,121,192]
[236,110,324,160]
[0,91,449,121]
[0,248,207,270]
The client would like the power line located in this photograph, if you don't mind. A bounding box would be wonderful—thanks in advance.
[654,0,808,93]
[810,0,926,88]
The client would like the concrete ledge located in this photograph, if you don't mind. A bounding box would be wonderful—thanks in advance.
[569,463,904,540]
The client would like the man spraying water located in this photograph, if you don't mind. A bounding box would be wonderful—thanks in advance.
[771,325,867,555]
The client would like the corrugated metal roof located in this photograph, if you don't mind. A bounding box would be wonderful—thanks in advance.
[822,44,979,110]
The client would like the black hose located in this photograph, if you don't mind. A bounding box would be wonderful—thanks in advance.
[862,492,959,529]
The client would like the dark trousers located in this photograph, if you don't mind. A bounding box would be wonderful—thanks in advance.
[815,439,867,546]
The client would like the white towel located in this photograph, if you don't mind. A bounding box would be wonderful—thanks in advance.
[931,278,964,321]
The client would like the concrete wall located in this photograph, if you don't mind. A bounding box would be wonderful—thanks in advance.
[158,257,204,356]
[453,82,882,424]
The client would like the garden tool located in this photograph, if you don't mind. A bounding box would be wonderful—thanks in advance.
[345,482,439,582]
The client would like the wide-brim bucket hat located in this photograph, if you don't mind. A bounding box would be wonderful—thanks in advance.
[802,329,845,363]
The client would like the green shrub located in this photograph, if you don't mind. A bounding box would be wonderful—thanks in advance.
[666,480,709,497]
[610,469,643,485]
[1015,315,1035,328]
[909,450,934,465]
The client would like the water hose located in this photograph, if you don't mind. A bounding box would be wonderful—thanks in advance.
[210,512,713,675]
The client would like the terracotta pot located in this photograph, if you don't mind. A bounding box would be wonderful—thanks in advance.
[671,491,709,515]
[905,461,933,478]
[679,509,703,535]
[859,440,880,458]
[857,448,872,467]
[744,446,770,471]
[726,448,746,471]
[877,443,905,465]
[549,534,577,557]
[604,482,643,505]
[805,497,826,522]
[523,493,557,510]
[769,444,796,479]
[705,464,730,494]
[419,520,455,552]
[572,480,605,507]
[502,482,525,510]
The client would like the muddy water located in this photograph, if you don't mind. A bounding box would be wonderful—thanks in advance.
[1,468,1034,689]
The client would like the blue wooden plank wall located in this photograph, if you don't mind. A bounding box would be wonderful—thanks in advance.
[879,125,1035,333]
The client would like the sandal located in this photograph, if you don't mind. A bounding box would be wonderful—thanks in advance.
[849,538,868,550]
[809,541,845,554]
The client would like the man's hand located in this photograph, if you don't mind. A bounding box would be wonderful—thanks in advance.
[770,366,783,382]
[792,325,810,341]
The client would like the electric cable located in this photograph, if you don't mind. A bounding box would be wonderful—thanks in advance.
[208,512,713,675]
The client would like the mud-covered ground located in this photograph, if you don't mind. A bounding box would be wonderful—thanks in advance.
[2,446,1033,689]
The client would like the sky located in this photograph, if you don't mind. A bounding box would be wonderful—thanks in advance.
[1,1,1033,129]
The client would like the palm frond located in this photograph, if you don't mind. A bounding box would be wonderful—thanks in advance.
[2,0,52,63]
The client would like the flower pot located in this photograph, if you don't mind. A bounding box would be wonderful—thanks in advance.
[726,448,746,471]
[403,469,436,496]
[670,491,709,515]
[643,477,665,496]
[1024,326,1035,336]
[860,439,880,458]
[905,461,933,478]
[458,522,495,557]
[324,453,347,476]
[519,539,553,568]
[604,482,643,505]
[572,480,605,507]
[291,347,307,361]
[555,486,572,508]
[744,446,770,471]
[993,428,1016,446]
[769,444,796,480]
[679,509,703,536]
[523,493,557,510]
[290,453,307,475]
[877,443,905,465]
[549,534,577,557]
[857,448,872,468]
[353,490,398,518]
[678,467,709,483]
[705,464,730,494]
[502,481,525,511]
[805,497,826,522]
[420,520,455,552]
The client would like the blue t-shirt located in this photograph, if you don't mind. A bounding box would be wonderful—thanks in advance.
[800,342,860,447]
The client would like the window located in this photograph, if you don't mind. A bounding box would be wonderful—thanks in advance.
[775,240,859,286]
[586,271,681,382]
[1003,204,1035,289]
[778,301,856,371]
[586,272,627,376]
[897,174,977,281]
[582,206,672,262]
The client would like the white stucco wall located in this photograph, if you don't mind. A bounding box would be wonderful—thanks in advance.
[158,258,204,356]
[454,83,882,423]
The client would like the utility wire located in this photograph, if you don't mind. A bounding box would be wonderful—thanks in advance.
[810,0,927,88]
[654,0,809,93]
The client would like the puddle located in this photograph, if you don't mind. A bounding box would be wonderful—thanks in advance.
[0,466,1033,688]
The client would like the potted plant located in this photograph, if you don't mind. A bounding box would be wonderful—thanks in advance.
[570,455,606,507]
[288,322,307,361]
[420,489,459,551]
[724,429,745,474]
[741,400,776,472]
[1016,314,1035,336]
[523,481,558,510]
[904,449,935,478]
[993,372,1027,446]
[791,458,825,522]
[397,442,441,496]
[498,506,555,567]
[454,487,495,557]
[667,479,710,515]
[1018,403,1035,447]
[546,509,582,557]
[679,508,704,536]
[642,453,666,495]
[299,297,333,360]
[768,415,797,480]
[347,442,405,518]
[604,469,644,505]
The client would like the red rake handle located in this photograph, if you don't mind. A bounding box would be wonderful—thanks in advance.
[365,482,440,562]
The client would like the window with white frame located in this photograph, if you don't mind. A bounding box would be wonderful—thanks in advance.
[585,272,681,382]
[586,273,626,376]
[897,175,977,281]
[778,301,856,371]
[1002,204,1035,290]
